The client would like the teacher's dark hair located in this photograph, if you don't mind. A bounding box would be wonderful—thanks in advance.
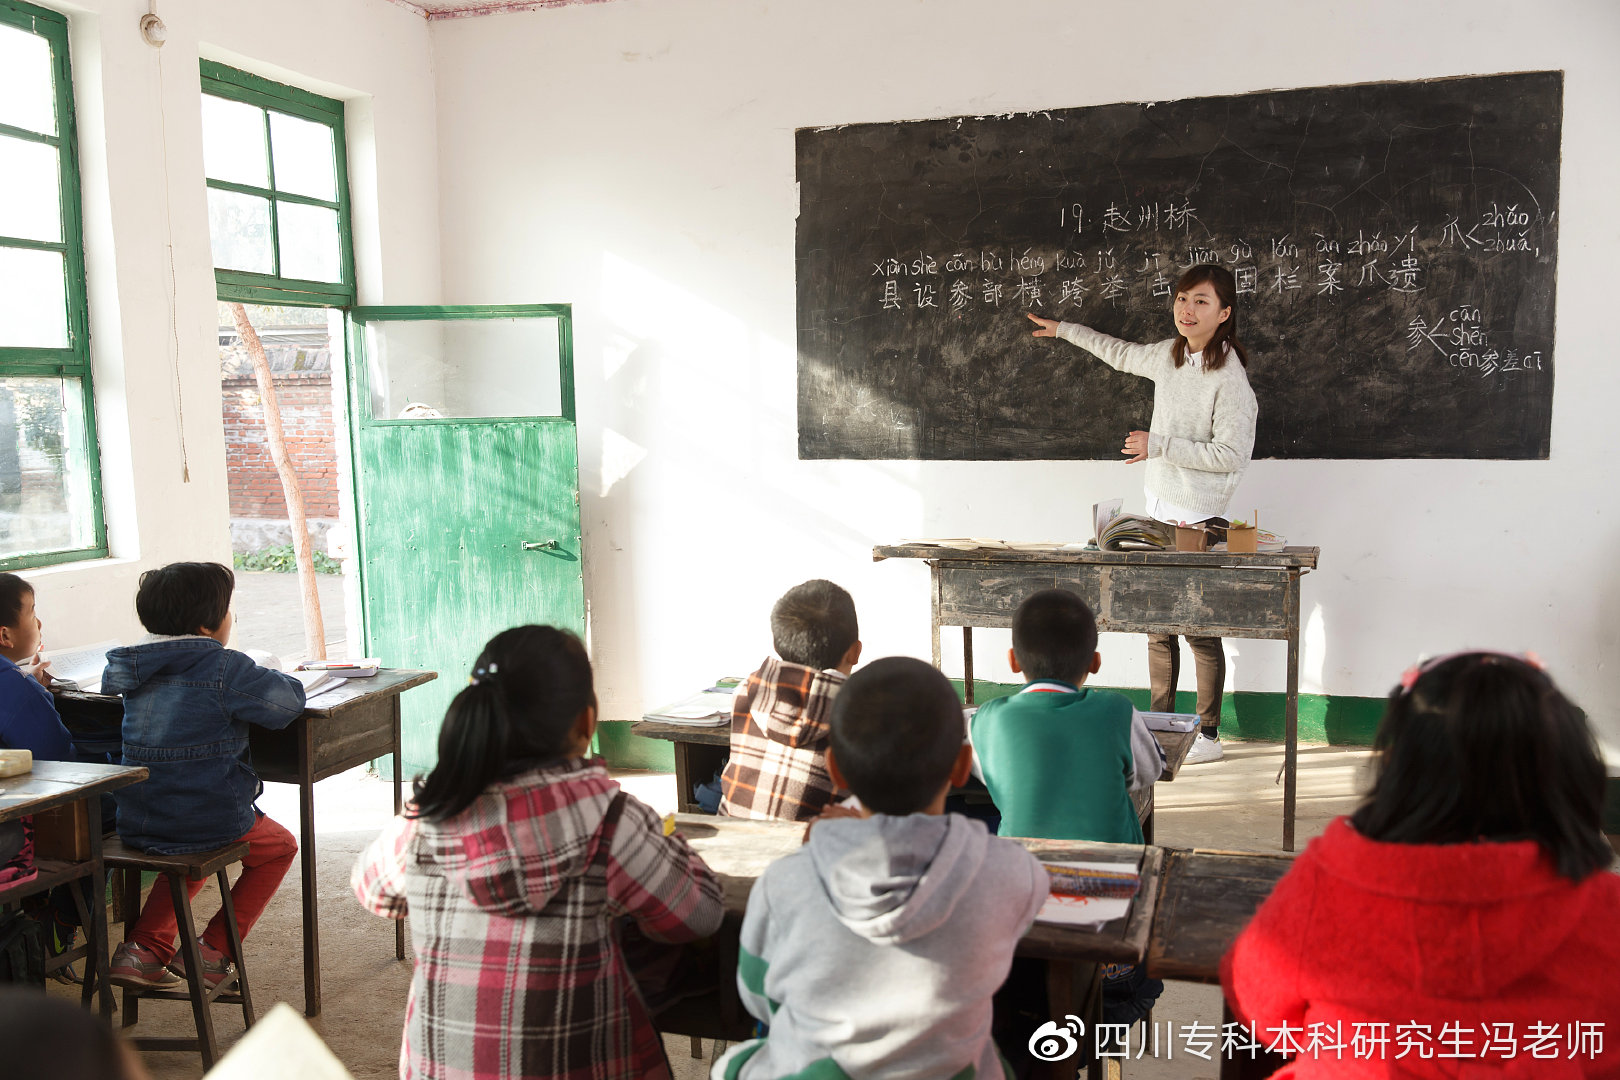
[409,625,595,823]
[1351,653,1611,881]
[1172,264,1249,371]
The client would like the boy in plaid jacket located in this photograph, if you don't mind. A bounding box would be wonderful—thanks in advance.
[719,580,861,822]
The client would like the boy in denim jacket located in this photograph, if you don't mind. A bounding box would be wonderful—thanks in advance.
[103,562,303,989]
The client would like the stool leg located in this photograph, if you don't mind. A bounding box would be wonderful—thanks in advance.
[216,867,255,1029]
[120,868,141,1028]
[65,876,96,1009]
[170,871,220,1070]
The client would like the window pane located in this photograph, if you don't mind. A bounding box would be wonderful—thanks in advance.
[0,134,63,243]
[201,94,269,188]
[207,188,273,274]
[0,247,68,348]
[365,318,564,420]
[277,201,340,282]
[0,23,56,137]
[0,377,96,561]
[269,111,336,201]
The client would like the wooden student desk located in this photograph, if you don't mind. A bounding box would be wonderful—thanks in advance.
[664,816,1293,1078]
[0,760,148,1018]
[671,815,1164,1080]
[873,544,1320,851]
[54,668,436,1017]
[633,719,1195,838]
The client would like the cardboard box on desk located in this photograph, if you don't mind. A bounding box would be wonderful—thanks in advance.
[1225,524,1258,553]
[1174,525,1209,552]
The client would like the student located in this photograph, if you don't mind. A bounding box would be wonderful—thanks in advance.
[1028,264,1258,764]
[0,572,73,760]
[713,656,1048,1080]
[103,561,302,990]
[719,578,861,821]
[1223,652,1620,1075]
[971,588,1163,844]
[0,986,150,1080]
[971,588,1165,1050]
[353,625,724,1080]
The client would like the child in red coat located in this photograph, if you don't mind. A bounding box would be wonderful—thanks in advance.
[1223,651,1619,1077]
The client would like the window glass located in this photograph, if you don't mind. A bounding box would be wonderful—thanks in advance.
[0,134,62,243]
[207,188,274,274]
[0,377,96,562]
[277,201,340,282]
[0,23,55,136]
[365,318,564,421]
[200,94,269,188]
[268,111,336,201]
[0,247,68,348]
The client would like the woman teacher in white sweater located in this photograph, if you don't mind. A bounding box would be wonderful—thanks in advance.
[1026,264,1258,764]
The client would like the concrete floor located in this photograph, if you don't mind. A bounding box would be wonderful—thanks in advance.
[51,741,1372,1079]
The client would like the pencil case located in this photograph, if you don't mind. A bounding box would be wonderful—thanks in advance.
[1045,864,1140,899]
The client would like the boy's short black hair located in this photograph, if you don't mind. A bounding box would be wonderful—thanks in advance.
[771,579,858,671]
[1011,589,1098,683]
[830,656,962,815]
[135,562,235,636]
[0,573,32,628]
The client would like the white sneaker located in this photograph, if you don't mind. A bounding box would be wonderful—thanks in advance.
[1184,732,1224,764]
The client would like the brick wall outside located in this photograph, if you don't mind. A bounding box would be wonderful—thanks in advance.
[222,372,340,519]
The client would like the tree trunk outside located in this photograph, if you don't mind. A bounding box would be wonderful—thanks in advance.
[229,302,327,662]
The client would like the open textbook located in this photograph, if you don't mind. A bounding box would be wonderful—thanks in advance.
[1091,499,1173,551]
[39,640,120,693]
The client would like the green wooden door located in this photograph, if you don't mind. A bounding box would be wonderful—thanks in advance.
[347,305,583,776]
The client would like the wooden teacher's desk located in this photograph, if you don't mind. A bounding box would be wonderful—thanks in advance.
[54,668,436,1017]
[872,544,1319,851]
[0,760,148,1018]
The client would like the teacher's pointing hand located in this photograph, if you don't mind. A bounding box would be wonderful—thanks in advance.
[1026,312,1058,338]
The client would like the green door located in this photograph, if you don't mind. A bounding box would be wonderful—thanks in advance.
[346,305,583,776]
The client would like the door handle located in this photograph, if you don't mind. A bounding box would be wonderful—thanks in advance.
[521,539,560,551]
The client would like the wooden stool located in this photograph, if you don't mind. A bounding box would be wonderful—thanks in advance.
[98,838,256,1069]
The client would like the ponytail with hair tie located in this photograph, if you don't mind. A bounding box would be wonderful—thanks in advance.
[411,626,594,822]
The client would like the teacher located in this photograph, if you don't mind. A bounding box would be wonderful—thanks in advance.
[1026,264,1258,764]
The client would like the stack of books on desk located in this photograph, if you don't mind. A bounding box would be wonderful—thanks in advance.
[644,689,736,726]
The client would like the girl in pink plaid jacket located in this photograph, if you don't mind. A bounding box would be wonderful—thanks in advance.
[353,626,724,1080]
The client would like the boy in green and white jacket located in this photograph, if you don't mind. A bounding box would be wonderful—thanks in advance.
[970,588,1163,844]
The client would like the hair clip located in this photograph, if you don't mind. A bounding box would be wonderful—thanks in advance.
[1396,649,1545,697]
[469,660,500,687]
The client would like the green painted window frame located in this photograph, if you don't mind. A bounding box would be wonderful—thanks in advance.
[347,305,577,426]
[0,0,108,571]
[201,60,357,306]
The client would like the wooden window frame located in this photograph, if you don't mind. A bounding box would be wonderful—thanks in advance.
[201,60,357,307]
[0,0,107,570]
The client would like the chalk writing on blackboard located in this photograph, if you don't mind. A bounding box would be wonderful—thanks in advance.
[796,73,1562,461]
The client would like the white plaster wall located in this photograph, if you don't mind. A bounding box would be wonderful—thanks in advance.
[28,0,439,653]
[428,0,1620,745]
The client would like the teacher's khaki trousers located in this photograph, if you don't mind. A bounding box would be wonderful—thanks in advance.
[1147,634,1225,731]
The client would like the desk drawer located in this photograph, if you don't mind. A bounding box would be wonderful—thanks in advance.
[937,564,1294,638]
[33,802,90,861]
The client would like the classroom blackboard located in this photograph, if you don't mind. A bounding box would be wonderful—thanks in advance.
[796,73,1562,460]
